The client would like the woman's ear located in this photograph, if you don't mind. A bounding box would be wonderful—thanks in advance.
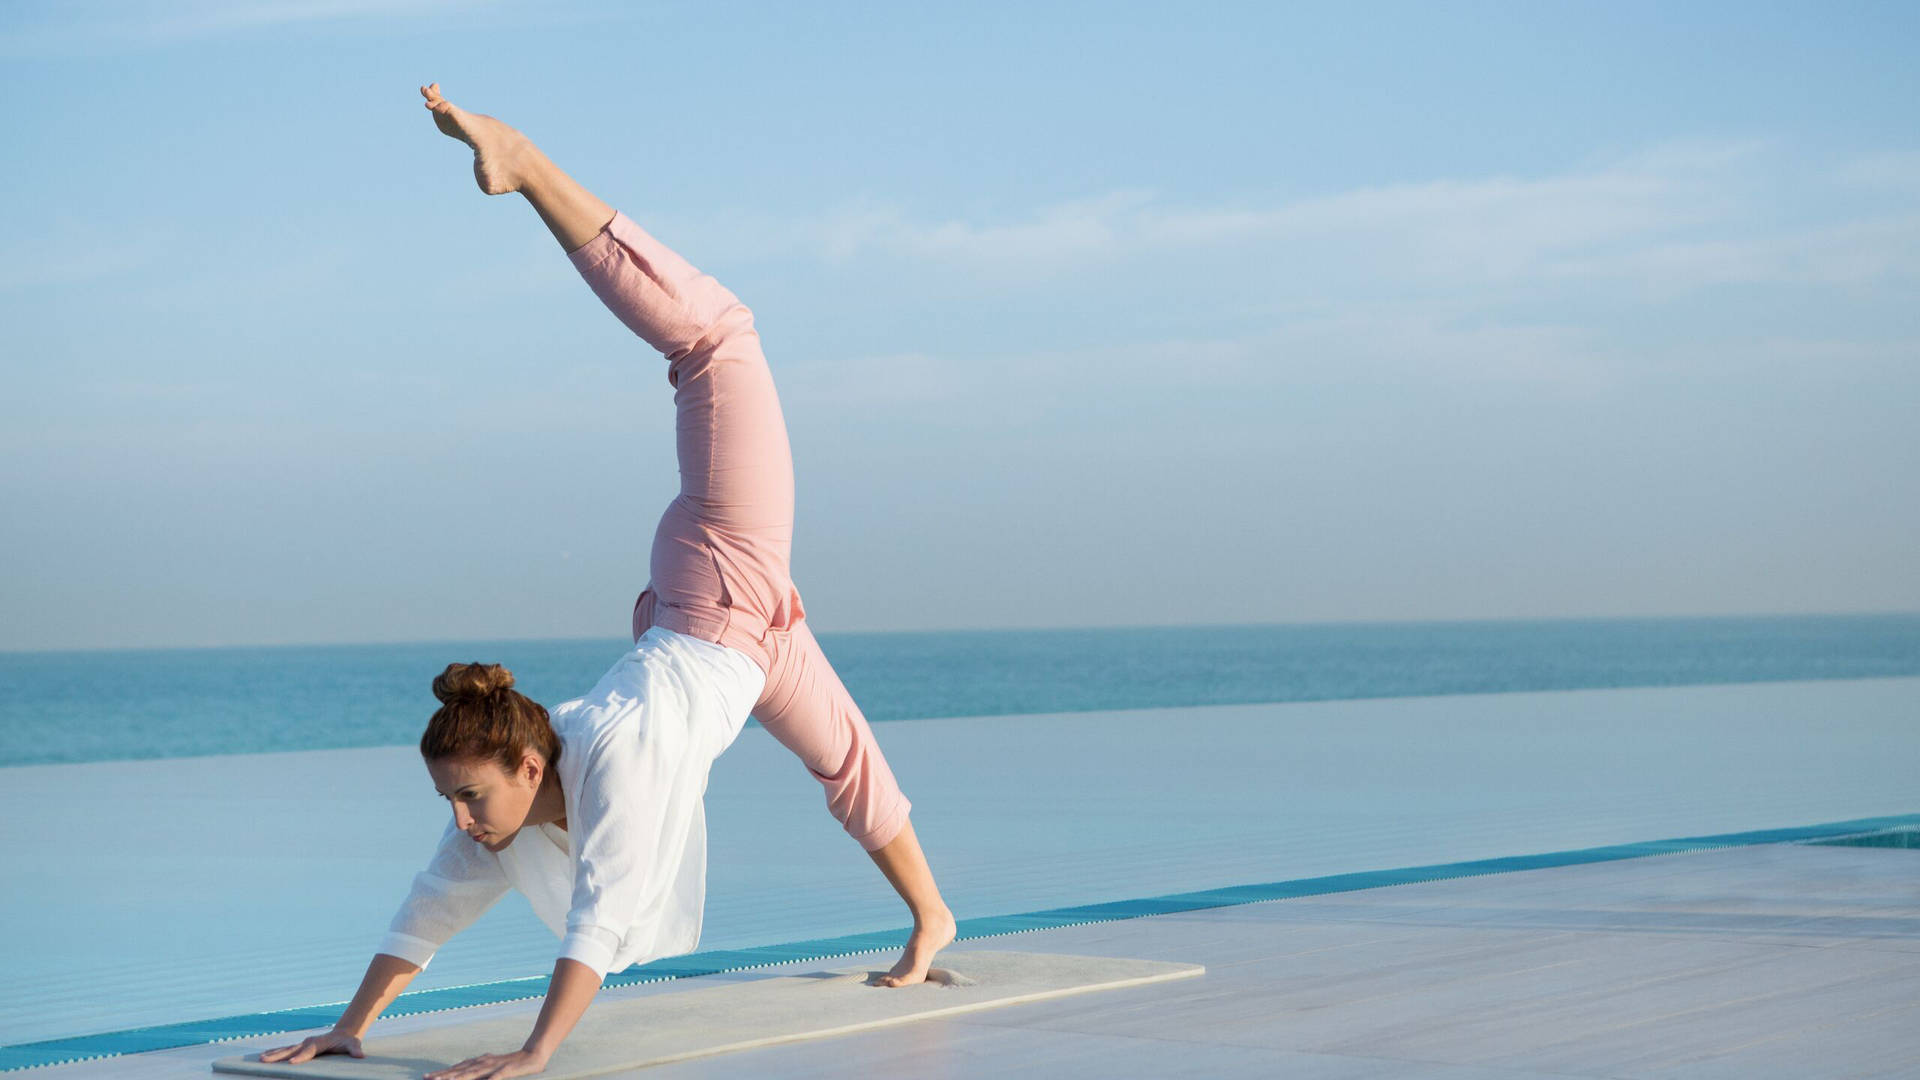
[520,749,544,786]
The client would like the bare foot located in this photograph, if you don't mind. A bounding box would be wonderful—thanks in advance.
[418,82,542,196]
[869,906,957,988]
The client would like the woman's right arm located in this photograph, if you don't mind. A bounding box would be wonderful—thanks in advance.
[378,818,513,967]
[257,952,421,1063]
[334,951,424,1037]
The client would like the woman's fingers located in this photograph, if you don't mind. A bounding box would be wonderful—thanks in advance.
[424,1053,477,1079]
[257,1033,354,1064]
[427,1051,533,1080]
[257,1039,309,1063]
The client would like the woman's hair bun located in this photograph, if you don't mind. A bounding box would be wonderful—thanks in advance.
[433,661,516,704]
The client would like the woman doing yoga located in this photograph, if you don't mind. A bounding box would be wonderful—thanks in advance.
[259,84,956,1080]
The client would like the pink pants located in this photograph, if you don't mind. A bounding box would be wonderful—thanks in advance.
[566,210,910,852]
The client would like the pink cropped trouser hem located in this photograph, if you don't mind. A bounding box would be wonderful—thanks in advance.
[567,210,910,853]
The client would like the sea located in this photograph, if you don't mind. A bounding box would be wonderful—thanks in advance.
[2,613,1917,768]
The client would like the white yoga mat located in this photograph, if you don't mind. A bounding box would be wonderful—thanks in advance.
[212,951,1204,1079]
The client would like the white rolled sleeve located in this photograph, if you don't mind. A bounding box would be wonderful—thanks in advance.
[378,818,510,970]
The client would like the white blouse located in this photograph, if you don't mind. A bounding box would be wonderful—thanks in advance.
[375,626,765,979]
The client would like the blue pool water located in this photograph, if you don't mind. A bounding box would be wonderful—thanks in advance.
[2,613,1916,767]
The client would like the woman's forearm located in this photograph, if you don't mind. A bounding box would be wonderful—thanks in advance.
[522,958,603,1060]
[332,953,424,1038]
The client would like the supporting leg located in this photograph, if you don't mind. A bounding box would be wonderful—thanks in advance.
[756,619,956,986]
[864,817,958,987]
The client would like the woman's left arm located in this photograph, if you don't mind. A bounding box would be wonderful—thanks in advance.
[423,958,601,1080]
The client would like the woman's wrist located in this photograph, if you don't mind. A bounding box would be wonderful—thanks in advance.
[331,1009,375,1039]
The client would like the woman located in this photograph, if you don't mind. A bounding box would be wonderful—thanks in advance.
[260,83,956,1080]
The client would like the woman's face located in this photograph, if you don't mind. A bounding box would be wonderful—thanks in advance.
[427,753,538,853]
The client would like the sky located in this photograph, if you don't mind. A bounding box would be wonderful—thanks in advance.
[2,0,1916,651]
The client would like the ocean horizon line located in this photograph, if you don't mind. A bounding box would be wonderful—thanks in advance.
[5,608,1916,658]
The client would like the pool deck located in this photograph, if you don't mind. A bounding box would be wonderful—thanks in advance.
[32,837,1920,1078]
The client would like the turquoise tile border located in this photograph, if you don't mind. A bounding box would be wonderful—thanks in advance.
[7,810,1917,1072]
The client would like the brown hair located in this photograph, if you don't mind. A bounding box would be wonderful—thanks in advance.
[420,662,560,775]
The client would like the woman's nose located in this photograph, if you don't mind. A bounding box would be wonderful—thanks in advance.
[452,805,473,829]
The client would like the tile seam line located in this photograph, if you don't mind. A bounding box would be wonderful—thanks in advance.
[3,810,1915,1073]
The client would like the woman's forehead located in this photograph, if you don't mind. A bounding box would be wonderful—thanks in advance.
[427,756,504,786]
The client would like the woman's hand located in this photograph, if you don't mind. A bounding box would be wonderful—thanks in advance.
[257,1029,364,1063]
[422,958,591,1078]
[425,1048,551,1079]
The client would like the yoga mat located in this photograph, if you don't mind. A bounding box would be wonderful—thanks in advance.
[212,950,1204,1078]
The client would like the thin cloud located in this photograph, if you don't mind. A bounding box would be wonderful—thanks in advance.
[0,214,189,294]
[778,313,1620,435]
[1833,149,1920,193]
[0,0,518,56]
[0,238,168,291]
[1547,213,1920,292]
[815,189,1159,265]
[785,139,1916,297]
[684,137,1916,431]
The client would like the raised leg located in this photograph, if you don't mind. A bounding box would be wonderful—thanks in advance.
[523,159,618,257]
[421,82,797,645]
[419,82,614,254]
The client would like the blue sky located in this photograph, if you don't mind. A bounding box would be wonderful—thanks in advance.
[2,0,1916,650]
